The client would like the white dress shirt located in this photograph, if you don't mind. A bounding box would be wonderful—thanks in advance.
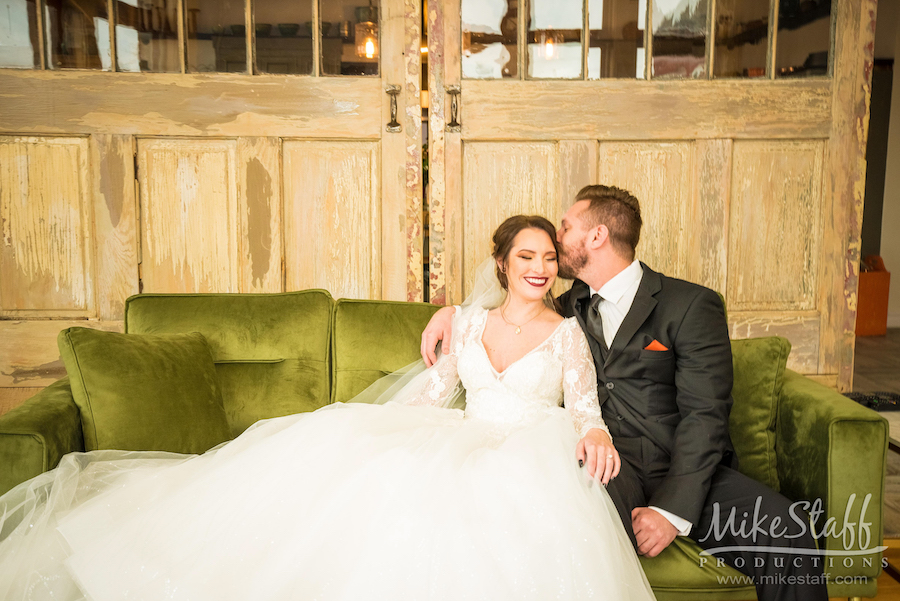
[590,260,693,537]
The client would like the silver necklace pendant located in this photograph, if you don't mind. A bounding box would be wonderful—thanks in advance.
[515,326,521,334]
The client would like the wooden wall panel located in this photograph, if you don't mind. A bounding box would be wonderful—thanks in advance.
[238,137,283,294]
[728,311,821,375]
[689,139,731,294]
[0,320,123,388]
[0,137,94,317]
[92,134,139,320]
[461,80,831,141]
[137,138,240,294]
[283,141,379,300]
[0,72,382,139]
[728,140,825,312]
[598,142,694,281]
[461,142,558,297]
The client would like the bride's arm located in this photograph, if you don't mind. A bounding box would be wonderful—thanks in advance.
[559,322,620,485]
[403,308,466,408]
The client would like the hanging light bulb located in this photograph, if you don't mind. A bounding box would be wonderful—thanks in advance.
[355,1,378,59]
[545,36,555,58]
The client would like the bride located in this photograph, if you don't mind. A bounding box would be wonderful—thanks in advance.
[0,215,656,601]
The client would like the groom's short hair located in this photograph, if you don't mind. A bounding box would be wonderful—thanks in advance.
[575,185,642,260]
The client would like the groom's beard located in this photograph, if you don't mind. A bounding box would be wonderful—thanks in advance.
[558,244,588,280]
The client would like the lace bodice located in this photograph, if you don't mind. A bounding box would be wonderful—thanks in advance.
[409,307,608,438]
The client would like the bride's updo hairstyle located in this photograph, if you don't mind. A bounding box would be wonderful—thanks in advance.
[492,215,559,296]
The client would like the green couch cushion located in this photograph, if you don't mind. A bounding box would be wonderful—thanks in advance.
[639,538,755,600]
[58,328,230,454]
[728,336,791,493]
[331,299,442,403]
[125,291,334,435]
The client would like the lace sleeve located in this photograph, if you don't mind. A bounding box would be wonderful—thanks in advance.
[558,320,610,439]
[405,307,470,408]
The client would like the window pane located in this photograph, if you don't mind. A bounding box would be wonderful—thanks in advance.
[115,0,180,72]
[713,0,768,78]
[528,0,582,79]
[462,0,516,79]
[0,0,40,68]
[651,0,708,79]
[321,0,379,76]
[776,0,830,78]
[588,0,647,79]
[186,0,246,73]
[253,0,313,74]
[46,0,111,70]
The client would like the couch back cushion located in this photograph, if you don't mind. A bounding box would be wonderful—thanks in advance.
[332,299,442,403]
[58,328,230,453]
[729,336,791,492]
[126,291,334,435]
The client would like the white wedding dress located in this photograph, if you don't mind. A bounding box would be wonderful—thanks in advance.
[0,306,655,601]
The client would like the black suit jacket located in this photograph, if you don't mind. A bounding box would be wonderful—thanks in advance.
[558,263,735,525]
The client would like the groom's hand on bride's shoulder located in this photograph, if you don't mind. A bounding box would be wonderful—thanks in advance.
[421,306,457,366]
[631,507,678,557]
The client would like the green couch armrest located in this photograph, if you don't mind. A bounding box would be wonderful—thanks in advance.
[776,369,887,599]
[0,377,84,496]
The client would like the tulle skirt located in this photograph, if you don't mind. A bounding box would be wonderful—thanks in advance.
[0,402,655,601]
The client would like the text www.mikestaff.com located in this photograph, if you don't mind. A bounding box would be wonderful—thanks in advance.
[714,574,871,586]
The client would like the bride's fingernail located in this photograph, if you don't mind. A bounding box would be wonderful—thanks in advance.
[578,459,584,468]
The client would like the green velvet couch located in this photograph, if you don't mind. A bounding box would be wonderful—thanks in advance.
[0,290,888,600]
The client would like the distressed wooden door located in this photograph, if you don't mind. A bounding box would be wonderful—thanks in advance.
[427,0,875,390]
[0,0,422,406]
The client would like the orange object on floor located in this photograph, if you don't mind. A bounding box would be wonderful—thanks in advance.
[857,255,891,337]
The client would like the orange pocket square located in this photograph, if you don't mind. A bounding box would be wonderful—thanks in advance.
[644,340,669,351]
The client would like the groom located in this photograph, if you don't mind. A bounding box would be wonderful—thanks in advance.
[421,185,827,601]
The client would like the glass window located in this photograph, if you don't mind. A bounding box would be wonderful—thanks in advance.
[0,0,41,68]
[651,0,708,79]
[116,0,180,72]
[713,0,769,78]
[776,0,830,78]
[320,0,379,76]
[186,0,246,72]
[528,0,582,79]
[253,0,313,75]
[462,0,517,79]
[46,0,112,70]
[588,0,648,79]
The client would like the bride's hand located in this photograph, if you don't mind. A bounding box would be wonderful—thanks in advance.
[420,306,456,367]
[577,429,620,485]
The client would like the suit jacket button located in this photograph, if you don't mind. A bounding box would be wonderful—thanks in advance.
[616,414,624,421]
[606,381,615,390]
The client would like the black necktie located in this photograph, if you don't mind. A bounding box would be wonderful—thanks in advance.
[586,293,609,359]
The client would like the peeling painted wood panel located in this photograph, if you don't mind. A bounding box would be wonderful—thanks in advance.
[0,387,43,418]
[818,0,877,389]
[462,80,831,141]
[597,142,693,281]
[283,141,379,300]
[0,136,94,317]
[806,374,838,390]
[238,137,282,294]
[92,134,139,321]
[381,0,423,302]
[427,0,462,305]
[461,142,558,298]
[558,140,598,212]
[0,72,382,139]
[689,139,731,294]
[138,139,240,294]
[0,320,123,388]
[728,140,824,312]
[728,311,820,375]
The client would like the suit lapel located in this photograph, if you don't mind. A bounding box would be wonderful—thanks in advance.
[605,263,661,365]
[566,280,606,365]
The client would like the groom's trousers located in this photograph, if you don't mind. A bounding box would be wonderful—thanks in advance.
[604,436,829,601]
